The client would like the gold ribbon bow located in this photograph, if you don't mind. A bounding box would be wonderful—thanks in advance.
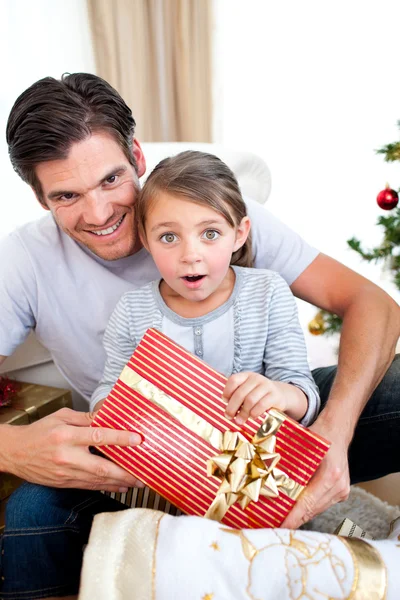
[205,413,304,521]
[118,368,304,522]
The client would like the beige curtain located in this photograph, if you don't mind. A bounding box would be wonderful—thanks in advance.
[87,0,213,142]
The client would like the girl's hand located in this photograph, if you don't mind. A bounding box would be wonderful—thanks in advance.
[223,372,308,425]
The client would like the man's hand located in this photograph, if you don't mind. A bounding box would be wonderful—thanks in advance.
[284,253,400,528]
[223,372,308,425]
[281,419,350,529]
[0,407,145,492]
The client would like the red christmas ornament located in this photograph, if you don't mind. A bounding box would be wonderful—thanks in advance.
[376,185,399,210]
[0,376,19,407]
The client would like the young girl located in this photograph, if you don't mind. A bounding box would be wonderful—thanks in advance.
[91,151,320,427]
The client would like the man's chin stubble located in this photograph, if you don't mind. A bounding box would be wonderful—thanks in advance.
[81,235,138,261]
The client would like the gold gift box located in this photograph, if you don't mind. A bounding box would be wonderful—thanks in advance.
[0,473,24,502]
[0,381,72,531]
[0,382,72,425]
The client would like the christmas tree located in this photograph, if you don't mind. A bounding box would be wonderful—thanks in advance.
[308,127,400,337]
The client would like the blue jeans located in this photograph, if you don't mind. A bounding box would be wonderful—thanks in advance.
[313,354,400,483]
[1,354,399,599]
[0,486,125,599]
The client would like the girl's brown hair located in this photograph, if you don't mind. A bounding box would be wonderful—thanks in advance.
[137,151,254,268]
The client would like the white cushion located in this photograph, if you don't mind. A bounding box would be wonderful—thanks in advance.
[140,142,271,205]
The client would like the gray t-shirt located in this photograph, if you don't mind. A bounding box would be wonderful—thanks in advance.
[0,198,319,402]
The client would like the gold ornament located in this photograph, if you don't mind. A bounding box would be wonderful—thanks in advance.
[308,311,326,335]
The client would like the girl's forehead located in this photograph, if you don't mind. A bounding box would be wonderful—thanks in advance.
[146,190,234,224]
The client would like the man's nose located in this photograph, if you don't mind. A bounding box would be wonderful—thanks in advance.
[82,191,114,226]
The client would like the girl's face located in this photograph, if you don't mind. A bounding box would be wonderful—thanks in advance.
[144,191,250,305]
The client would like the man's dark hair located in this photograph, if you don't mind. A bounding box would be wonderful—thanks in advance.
[6,73,137,203]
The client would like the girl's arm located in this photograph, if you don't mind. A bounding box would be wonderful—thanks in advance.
[262,273,320,426]
[223,273,319,425]
[90,294,137,412]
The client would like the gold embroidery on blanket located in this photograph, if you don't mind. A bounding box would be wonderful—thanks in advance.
[342,537,387,600]
[210,541,220,551]
[220,528,388,600]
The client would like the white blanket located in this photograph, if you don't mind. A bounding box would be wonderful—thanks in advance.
[79,509,400,600]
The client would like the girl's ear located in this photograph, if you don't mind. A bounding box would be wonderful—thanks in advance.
[139,230,150,252]
[233,216,251,252]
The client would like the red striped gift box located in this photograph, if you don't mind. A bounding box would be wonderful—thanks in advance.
[91,328,330,529]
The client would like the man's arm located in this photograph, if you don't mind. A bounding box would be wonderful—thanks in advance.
[282,253,400,528]
[0,355,144,491]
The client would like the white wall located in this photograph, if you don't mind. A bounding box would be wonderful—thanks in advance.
[213,0,400,365]
[214,0,400,290]
[0,0,96,237]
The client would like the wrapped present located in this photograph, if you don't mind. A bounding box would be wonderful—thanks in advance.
[0,381,72,426]
[92,328,330,528]
[0,376,19,407]
[335,517,374,540]
[0,473,23,502]
[0,382,72,532]
[0,474,24,533]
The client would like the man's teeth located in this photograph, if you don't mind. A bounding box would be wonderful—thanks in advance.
[92,216,124,236]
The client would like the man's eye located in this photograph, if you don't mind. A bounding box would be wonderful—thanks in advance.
[61,193,75,201]
[160,233,177,243]
[202,229,220,240]
[105,175,117,184]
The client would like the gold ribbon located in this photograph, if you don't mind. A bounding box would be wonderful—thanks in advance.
[119,368,304,521]
[204,413,304,521]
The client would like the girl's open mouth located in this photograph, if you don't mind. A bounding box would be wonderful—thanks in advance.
[181,275,206,289]
[182,275,205,282]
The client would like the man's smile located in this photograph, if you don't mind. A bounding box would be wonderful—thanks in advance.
[86,214,126,237]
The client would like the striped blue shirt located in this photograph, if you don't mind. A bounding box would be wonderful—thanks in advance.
[91,266,320,426]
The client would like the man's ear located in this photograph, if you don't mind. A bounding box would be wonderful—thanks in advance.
[31,187,50,211]
[132,138,146,178]
[233,216,251,252]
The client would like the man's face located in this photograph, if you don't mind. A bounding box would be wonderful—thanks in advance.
[35,132,146,260]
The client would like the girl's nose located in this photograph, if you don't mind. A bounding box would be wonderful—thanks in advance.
[180,241,202,264]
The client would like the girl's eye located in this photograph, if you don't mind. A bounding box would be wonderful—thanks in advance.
[203,229,220,240]
[160,233,177,243]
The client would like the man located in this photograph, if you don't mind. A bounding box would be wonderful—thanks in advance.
[0,73,399,599]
